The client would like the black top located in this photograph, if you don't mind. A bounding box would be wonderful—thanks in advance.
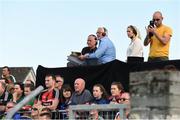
[81,47,97,55]
[0,90,12,105]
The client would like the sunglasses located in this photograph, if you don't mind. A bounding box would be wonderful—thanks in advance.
[32,108,38,111]
[116,97,127,102]
[153,19,160,21]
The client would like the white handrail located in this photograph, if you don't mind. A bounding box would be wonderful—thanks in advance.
[5,86,44,119]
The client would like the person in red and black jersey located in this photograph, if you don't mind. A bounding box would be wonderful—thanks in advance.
[37,74,59,110]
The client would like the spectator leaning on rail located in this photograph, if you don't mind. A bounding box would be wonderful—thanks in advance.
[80,27,116,64]
[144,11,173,62]
[67,34,98,67]
[78,34,98,65]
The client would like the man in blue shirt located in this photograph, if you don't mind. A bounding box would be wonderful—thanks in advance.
[80,27,116,64]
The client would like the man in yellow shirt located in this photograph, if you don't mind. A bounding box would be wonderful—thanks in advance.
[144,11,173,62]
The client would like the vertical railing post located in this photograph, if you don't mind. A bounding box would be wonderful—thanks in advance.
[69,105,75,120]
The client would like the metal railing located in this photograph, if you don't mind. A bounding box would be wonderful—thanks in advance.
[4,103,127,119]
[68,104,127,120]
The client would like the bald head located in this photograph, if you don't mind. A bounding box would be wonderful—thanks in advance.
[74,78,85,94]
[153,11,163,17]
[153,11,163,27]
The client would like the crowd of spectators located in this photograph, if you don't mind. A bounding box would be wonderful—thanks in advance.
[0,10,173,120]
[0,66,130,120]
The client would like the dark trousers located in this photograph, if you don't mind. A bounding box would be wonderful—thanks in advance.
[127,57,144,63]
[148,56,169,62]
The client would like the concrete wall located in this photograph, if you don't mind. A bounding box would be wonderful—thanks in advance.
[129,70,180,119]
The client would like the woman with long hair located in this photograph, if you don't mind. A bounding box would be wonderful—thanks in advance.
[91,84,109,104]
[126,25,143,63]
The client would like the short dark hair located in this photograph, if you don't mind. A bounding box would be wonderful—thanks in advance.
[39,112,52,119]
[111,81,124,93]
[89,34,97,40]
[88,34,98,45]
[24,83,35,91]
[45,74,56,81]
[14,82,24,91]
[60,84,73,103]
[2,66,11,72]
[41,107,51,113]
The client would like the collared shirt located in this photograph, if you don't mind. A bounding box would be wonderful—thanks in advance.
[88,36,116,64]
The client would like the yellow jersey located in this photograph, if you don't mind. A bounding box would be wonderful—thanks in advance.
[149,24,173,57]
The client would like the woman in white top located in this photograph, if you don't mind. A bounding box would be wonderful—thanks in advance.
[126,25,143,63]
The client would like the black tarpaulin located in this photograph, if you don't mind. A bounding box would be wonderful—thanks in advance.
[36,59,180,93]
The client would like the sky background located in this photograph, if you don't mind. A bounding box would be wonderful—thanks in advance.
[0,0,179,71]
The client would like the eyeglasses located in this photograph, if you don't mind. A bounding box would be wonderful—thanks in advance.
[153,19,160,21]
[116,98,127,102]
[32,108,38,111]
